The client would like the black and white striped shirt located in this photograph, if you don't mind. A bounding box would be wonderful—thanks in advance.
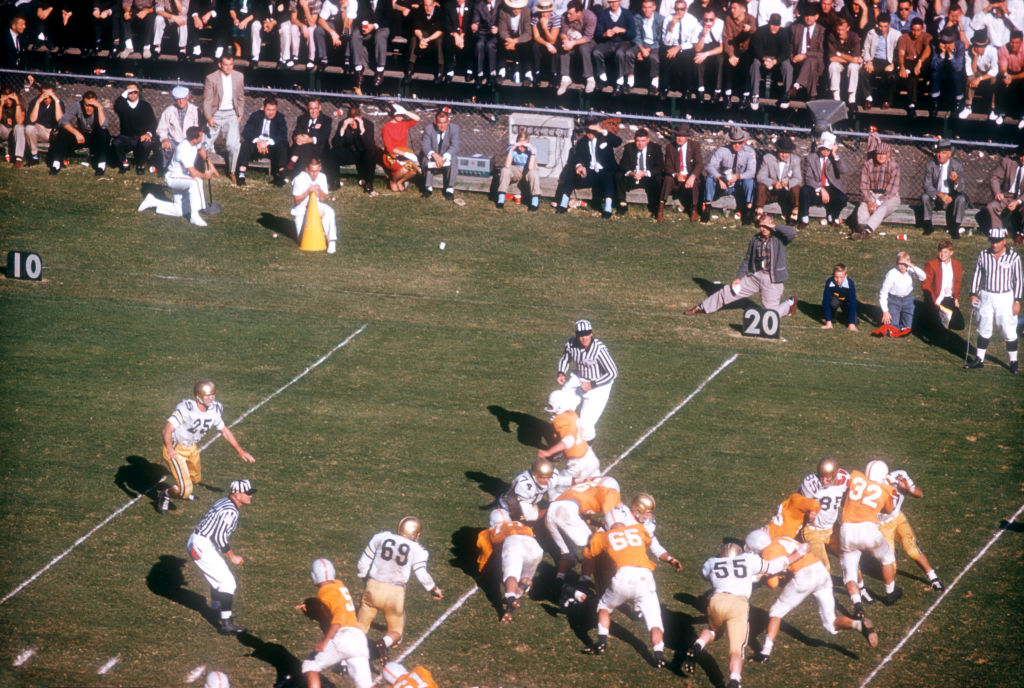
[194,497,240,552]
[970,247,1023,300]
[557,336,618,387]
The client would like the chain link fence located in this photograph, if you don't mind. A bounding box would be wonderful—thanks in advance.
[2,68,1015,225]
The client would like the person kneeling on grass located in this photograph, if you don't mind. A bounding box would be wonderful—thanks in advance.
[822,262,859,331]
[138,126,216,227]
[291,157,338,254]
[873,251,925,337]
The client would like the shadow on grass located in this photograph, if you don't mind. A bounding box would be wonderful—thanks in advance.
[464,471,508,505]
[237,631,304,688]
[146,555,217,631]
[257,213,297,240]
[1001,520,1024,532]
[114,455,167,506]
[449,525,486,581]
[672,591,723,685]
[487,406,555,449]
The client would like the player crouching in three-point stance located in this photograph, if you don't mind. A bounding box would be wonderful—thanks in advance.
[684,539,806,688]
[477,510,544,623]
[356,517,443,666]
[744,529,877,664]
[159,380,255,514]
[187,479,255,635]
[298,559,373,688]
[840,459,903,618]
[538,388,601,498]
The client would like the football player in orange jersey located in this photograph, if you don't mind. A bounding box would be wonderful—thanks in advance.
[297,559,373,688]
[381,662,438,688]
[580,521,668,668]
[839,459,903,617]
[745,529,877,664]
[538,388,601,497]
[766,492,820,539]
[477,512,544,622]
[545,476,622,583]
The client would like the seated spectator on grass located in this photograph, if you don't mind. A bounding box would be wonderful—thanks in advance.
[861,13,899,109]
[593,0,636,94]
[828,18,862,111]
[531,0,560,88]
[380,103,420,193]
[852,142,900,241]
[874,251,925,337]
[556,0,597,94]
[659,122,703,222]
[495,130,541,210]
[632,0,665,95]
[236,96,288,187]
[995,30,1024,129]
[748,13,792,112]
[48,90,110,176]
[921,240,964,331]
[331,104,378,195]
[896,18,931,117]
[443,0,474,85]
[798,131,848,228]
[755,135,800,222]
[153,0,189,59]
[920,138,968,239]
[155,85,199,174]
[787,3,825,103]
[25,82,63,167]
[112,83,157,175]
[822,262,859,331]
[701,125,755,224]
[497,0,534,84]
[929,26,965,117]
[120,0,156,58]
[420,108,464,204]
[405,0,445,83]
[615,127,663,218]
[554,119,621,218]
[288,98,332,179]
[0,86,26,167]
[961,29,999,120]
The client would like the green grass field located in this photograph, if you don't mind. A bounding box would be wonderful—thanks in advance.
[1,163,1021,688]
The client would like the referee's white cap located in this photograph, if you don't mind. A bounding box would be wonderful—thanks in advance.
[988,227,1008,241]
[574,319,593,335]
[229,479,256,495]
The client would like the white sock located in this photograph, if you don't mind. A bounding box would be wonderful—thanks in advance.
[761,638,773,654]
[382,636,394,648]
[885,581,896,594]
[926,570,937,581]
[653,641,664,652]
[850,592,862,605]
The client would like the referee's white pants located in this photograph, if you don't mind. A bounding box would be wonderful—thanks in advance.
[301,626,372,688]
[977,291,1018,341]
[187,533,236,594]
[292,202,338,243]
[154,172,206,219]
[545,500,591,556]
[501,533,544,583]
[563,374,612,442]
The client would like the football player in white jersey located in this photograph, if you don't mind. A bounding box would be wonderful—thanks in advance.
[798,457,849,573]
[491,458,554,526]
[356,517,443,665]
[159,380,255,514]
[878,467,944,591]
[684,539,806,688]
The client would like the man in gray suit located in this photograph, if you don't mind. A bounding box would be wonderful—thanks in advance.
[685,213,798,318]
[419,108,464,205]
[755,135,801,221]
[921,138,969,239]
[202,54,245,179]
[986,143,1024,244]
[798,131,848,228]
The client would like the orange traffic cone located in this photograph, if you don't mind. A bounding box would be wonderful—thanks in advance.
[299,192,327,252]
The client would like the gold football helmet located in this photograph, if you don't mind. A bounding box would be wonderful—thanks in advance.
[817,457,839,484]
[398,516,422,541]
[531,458,555,483]
[631,493,656,522]
[720,541,743,558]
[194,380,216,405]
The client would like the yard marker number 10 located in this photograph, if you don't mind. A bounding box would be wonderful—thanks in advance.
[6,252,42,281]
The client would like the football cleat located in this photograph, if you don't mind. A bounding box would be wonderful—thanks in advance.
[683,643,700,674]
[218,618,247,635]
[500,598,516,623]
[882,587,903,606]
[861,616,879,648]
[727,680,741,688]
[653,650,666,668]
[375,638,390,663]
[157,488,170,515]
[931,577,945,592]
[584,637,606,655]
[752,652,770,663]
[853,601,865,619]
[558,582,581,608]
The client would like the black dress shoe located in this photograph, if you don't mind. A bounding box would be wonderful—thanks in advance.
[421,189,433,198]
[94,167,105,177]
[433,73,444,85]
[373,74,384,88]
[119,164,130,175]
[923,220,933,235]
[964,358,984,369]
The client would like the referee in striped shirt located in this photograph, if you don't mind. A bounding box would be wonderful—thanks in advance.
[965,227,1022,374]
[187,479,255,634]
[556,319,618,442]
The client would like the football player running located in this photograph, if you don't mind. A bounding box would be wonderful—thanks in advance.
[878,467,944,591]
[159,380,255,514]
[476,512,544,622]
[537,388,601,498]
[839,459,903,617]
[492,458,554,526]
[684,539,806,688]
[298,559,373,688]
[580,521,669,668]
[744,529,878,664]
[356,517,443,665]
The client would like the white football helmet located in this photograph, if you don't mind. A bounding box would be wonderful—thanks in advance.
[205,671,230,688]
[311,558,335,585]
[745,528,771,554]
[382,662,409,685]
[865,459,889,483]
[545,389,576,415]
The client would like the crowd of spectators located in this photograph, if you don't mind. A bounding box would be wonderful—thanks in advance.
[2,0,1024,127]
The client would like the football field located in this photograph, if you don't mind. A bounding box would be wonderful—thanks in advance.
[1,164,1022,688]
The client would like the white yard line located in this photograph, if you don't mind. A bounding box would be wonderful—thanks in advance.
[0,324,368,606]
[392,354,739,668]
[12,648,35,667]
[859,500,1024,688]
[97,655,121,675]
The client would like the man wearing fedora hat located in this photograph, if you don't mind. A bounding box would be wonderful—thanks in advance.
[852,142,900,240]
[659,122,704,221]
[755,135,801,221]
[702,126,756,224]
[986,143,1024,243]
[921,139,968,238]
[964,227,1022,373]
[799,131,848,228]
[960,28,999,120]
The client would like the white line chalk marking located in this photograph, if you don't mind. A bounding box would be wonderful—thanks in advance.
[0,324,368,606]
[98,655,121,675]
[13,648,35,667]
